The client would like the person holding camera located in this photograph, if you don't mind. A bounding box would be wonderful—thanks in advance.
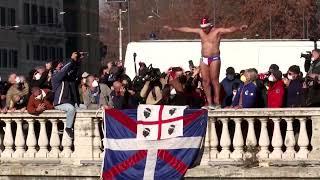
[52,52,84,139]
[6,74,29,112]
[304,49,320,107]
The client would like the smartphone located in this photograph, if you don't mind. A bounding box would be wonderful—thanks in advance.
[189,60,195,68]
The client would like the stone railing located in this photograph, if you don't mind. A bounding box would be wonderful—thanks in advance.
[0,110,104,165]
[201,108,320,166]
[0,108,320,179]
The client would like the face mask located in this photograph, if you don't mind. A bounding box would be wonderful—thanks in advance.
[15,77,21,84]
[311,57,315,61]
[268,75,275,82]
[287,75,294,80]
[92,80,99,88]
[232,90,237,96]
[82,78,86,84]
[227,75,235,81]
[35,94,42,100]
[35,90,46,100]
[170,88,177,95]
[240,75,247,83]
[35,73,41,80]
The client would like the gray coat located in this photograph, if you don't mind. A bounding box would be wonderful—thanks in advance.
[82,83,113,109]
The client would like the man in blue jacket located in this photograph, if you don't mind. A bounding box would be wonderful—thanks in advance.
[52,52,83,139]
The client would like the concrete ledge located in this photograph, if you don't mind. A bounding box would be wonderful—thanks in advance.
[1,163,320,179]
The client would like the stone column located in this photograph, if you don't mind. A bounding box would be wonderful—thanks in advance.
[231,118,244,159]
[48,118,61,158]
[25,118,37,158]
[200,118,210,165]
[93,118,102,160]
[309,116,320,159]
[296,117,309,159]
[2,118,13,158]
[218,118,231,159]
[72,112,94,164]
[12,118,26,158]
[36,118,49,158]
[210,118,219,160]
[283,117,296,160]
[257,118,270,159]
[269,118,283,159]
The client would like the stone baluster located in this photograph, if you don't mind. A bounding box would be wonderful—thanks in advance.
[231,118,244,159]
[283,117,296,159]
[93,118,102,160]
[218,118,231,159]
[2,118,13,158]
[201,119,210,165]
[257,118,270,159]
[210,118,219,160]
[25,118,37,158]
[36,118,49,158]
[0,119,3,154]
[61,119,73,158]
[269,118,283,159]
[12,118,26,158]
[296,117,309,159]
[246,118,257,146]
[48,118,61,158]
[309,116,320,160]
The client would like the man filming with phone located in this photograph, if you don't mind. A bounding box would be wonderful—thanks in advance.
[52,52,85,139]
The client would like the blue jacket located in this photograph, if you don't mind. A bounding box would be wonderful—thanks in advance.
[221,78,242,107]
[286,79,303,107]
[232,82,257,108]
[52,60,80,106]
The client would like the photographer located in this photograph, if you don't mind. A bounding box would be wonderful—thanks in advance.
[52,52,84,139]
[304,49,320,107]
[6,75,29,112]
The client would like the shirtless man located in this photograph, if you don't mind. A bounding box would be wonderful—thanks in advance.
[164,16,248,109]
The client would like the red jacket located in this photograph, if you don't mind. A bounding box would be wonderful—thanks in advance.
[27,89,54,115]
[267,80,285,108]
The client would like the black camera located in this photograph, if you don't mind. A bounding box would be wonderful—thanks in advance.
[301,51,312,60]
[76,52,89,60]
[145,64,161,82]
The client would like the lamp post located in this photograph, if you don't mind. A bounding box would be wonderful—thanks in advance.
[118,4,127,61]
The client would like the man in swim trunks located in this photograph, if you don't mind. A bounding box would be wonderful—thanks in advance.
[164,17,248,109]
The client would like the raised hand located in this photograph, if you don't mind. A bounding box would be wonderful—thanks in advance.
[240,25,248,31]
[163,25,173,31]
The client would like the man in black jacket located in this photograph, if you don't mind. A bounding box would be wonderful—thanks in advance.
[304,49,320,107]
[52,52,83,138]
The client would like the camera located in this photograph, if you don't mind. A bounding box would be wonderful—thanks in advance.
[145,64,161,82]
[301,51,312,60]
[76,52,89,60]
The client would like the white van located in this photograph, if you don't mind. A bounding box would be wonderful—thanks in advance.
[124,39,317,80]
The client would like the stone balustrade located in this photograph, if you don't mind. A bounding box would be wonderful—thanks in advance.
[0,108,320,179]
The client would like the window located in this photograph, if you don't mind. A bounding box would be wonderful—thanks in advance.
[2,49,7,68]
[57,47,63,59]
[26,44,30,60]
[40,6,46,24]
[47,7,53,25]
[12,50,18,68]
[23,3,30,25]
[55,9,58,25]
[41,46,48,61]
[49,47,56,59]
[33,45,40,61]
[31,4,38,24]
[0,7,5,27]
[8,8,16,26]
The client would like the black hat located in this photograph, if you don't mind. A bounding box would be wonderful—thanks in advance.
[269,64,279,73]
[226,67,235,75]
[272,70,282,81]
[288,65,300,74]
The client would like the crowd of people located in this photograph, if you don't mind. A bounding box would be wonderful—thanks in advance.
[0,50,320,137]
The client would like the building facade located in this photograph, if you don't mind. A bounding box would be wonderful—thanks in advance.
[64,0,100,74]
[0,0,65,78]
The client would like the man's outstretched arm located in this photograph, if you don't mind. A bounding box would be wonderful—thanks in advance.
[217,25,248,35]
[163,25,201,34]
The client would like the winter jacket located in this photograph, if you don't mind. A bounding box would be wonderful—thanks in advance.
[267,80,285,108]
[232,82,257,108]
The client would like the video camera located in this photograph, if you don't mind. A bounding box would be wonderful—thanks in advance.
[145,64,161,82]
[301,51,312,61]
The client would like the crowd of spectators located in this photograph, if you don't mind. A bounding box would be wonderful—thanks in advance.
[0,50,320,137]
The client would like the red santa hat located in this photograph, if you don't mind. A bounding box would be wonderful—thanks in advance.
[200,16,212,28]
